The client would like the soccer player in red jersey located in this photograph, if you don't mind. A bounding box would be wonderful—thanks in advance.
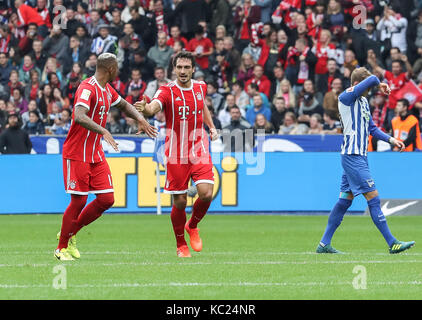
[135,51,219,258]
[55,53,157,261]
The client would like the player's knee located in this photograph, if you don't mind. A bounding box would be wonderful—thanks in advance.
[71,194,88,210]
[199,191,213,202]
[174,198,187,209]
[173,194,187,209]
[96,193,115,210]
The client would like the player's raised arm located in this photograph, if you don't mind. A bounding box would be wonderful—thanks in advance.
[134,98,162,118]
[114,98,158,138]
[353,74,380,97]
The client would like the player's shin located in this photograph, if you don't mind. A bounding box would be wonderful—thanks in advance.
[320,198,352,246]
[367,196,396,246]
[189,197,211,229]
[171,205,187,247]
[58,195,87,250]
[72,193,114,235]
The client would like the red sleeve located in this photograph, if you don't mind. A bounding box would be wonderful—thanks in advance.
[139,80,147,96]
[245,78,252,90]
[186,39,194,52]
[206,38,214,50]
[18,36,30,51]
[44,12,52,29]
[108,84,122,107]
[182,37,188,47]
[262,79,271,96]
[74,83,96,111]
[151,85,170,111]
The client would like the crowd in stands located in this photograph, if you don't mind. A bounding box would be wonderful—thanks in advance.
[1,0,422,153]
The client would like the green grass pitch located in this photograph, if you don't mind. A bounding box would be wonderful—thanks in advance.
[0,214,421,300]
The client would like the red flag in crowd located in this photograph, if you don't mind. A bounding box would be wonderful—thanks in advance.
[396,80,422,109]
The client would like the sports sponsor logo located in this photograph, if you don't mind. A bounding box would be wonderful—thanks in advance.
[381,200,418,216]
[365,199,420,216]
[178,105,189,120]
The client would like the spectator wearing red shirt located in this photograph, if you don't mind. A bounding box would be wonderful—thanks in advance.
[14,0,48,38]
[36,0,52,29]
[245,64,271,97]
[368,53,413,123]
[167,25,188,49]
[306,2,325,40]
[312,30,336,76]
[233,0,261,53]
[186,25,214,70]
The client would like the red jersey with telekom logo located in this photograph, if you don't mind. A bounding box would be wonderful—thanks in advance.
[152,80,210,162]
[384,71,408,109]
[63,76,121,163]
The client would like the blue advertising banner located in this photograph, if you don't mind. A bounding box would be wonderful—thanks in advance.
[1,152,422,214]
[29,134,345,154]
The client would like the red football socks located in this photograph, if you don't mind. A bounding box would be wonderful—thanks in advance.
[72,193,114,235]
[171,205,187,247]
[189,197,211,229]
[57,195,87,250]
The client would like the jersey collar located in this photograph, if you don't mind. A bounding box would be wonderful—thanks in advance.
[174,79,193,91]
[92,76,106,91]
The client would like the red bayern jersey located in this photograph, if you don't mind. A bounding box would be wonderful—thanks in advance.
[63,76,121,163]
[152,80,210,162]
[384,70,408,109]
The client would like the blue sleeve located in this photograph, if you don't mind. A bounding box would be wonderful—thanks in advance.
[369,117,391,143]
[354,75,380,97]
[265,108,271,121]
[339,75,380,106]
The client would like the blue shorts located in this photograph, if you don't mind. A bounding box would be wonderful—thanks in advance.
[340,154,376,197]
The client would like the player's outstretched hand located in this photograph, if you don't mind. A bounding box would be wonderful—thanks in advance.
[390,137,405,152]
[379,83,391,95]
[134,98,146,114]
[103,130,119,151]
[137,118,158,138]
[210,128,219,141]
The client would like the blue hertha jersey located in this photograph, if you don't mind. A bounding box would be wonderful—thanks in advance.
[338,75,390,156]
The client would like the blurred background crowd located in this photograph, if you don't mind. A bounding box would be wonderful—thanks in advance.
[1,0,422,153]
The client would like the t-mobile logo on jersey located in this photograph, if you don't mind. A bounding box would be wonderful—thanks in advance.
[178,105,189,120]
[99,106,106,120]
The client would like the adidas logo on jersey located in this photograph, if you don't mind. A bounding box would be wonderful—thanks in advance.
[99,97,103,102]
[175,97,182,101]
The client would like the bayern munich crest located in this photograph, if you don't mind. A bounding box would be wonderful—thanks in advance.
[69,180,76,189]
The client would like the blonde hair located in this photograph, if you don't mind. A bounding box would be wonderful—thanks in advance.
[274,79,296,108]
[327,0,341,14]
[320,29,332,42]
[350,67,371,85]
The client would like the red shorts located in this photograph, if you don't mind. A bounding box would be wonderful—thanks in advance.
[164,161,214,194]
[63,158,114,195]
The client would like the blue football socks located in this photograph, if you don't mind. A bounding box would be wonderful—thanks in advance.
[367,196,396,246]
[320,198,352,246]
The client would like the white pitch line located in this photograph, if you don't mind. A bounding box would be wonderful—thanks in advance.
[4,251,422,256]
[1,280,422,289]
[1,260,422,268]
